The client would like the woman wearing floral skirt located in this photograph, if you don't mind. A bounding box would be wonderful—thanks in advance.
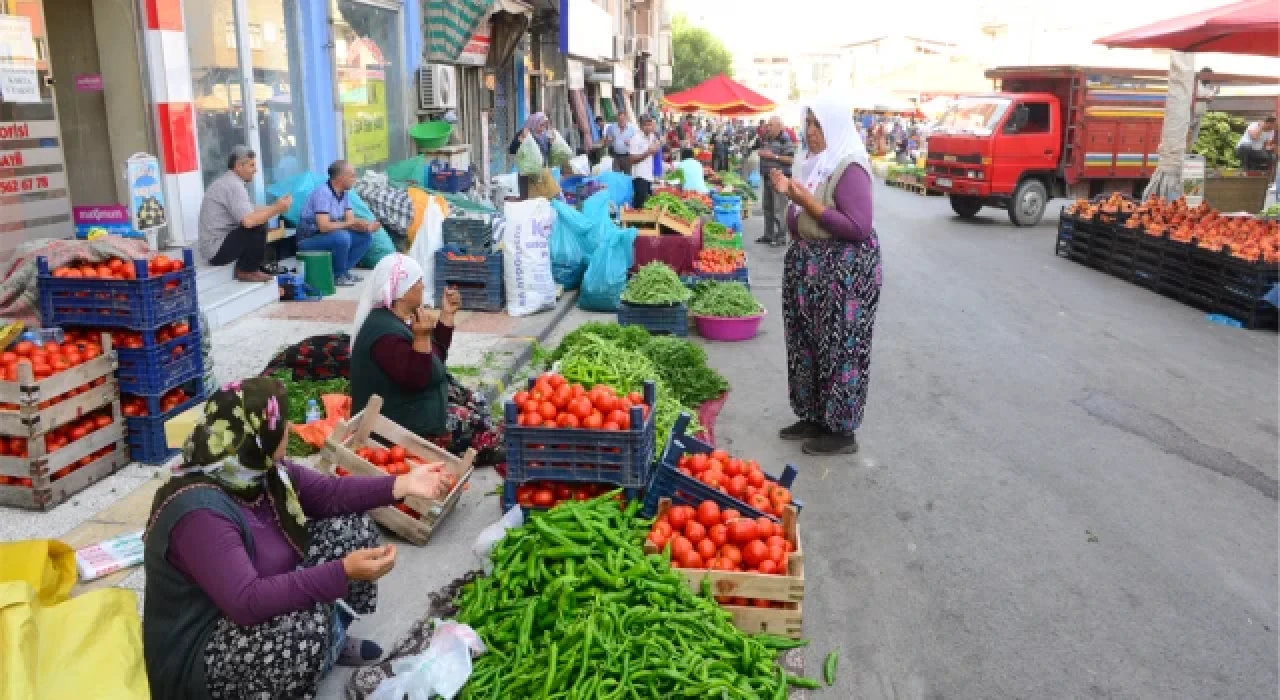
[769,96,882,456]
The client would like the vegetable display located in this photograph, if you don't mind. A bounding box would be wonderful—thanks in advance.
[620,262,693,305]
[49,253,184,280]
[691,282,764,318]
[642,192,698,223]
[673,450,795,517]
[716,172,758,201]
[511,372,650,430]
[551,322,652,361]
[1191,112,1245,169]
[1119,196,1279,262]
[513,481,620,509]
[271,371,351,456]
[0,333,106,382]
[646,498,793,579]
[694,248,746,274]
[455,494,819,698]
[121,386,190,416]
[642,336,729,408]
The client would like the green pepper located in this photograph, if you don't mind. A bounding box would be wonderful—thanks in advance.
[824,649,839,686]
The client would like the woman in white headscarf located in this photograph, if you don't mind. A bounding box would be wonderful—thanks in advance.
[767,95,882,456]
[348,254,504,464]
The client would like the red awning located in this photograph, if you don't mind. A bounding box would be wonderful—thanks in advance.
[662,74,776,116]
[1095,0,1279,57]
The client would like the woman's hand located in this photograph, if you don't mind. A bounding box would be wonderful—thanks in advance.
[410,307,438,337]
[393,463,450,501]
[440,287,462,316]
[786,178,812,201]
[342,544,397,581]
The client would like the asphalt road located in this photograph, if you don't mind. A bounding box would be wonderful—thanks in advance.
[706,187,1279,699]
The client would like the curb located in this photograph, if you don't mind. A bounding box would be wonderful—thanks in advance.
[474,290,580,406]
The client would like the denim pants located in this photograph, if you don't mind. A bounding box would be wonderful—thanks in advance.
[297,230,372,277]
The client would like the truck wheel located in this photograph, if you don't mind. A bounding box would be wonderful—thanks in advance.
[949,195,983,218]
[1009,179,1048,227]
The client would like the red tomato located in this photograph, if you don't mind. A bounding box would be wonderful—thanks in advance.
[606,409,627,427]
[555,484,573,501]
[513,391,530,406]
[756,516,779,539]
[710,449,729,463]
[552,385,573,410]
[768,545,788,569]
[524,412,543,427]
[728,519,758,545]
[562,413,581,428]
[746,469,765,489]
[539,401,558,420]
[700,471,722,489]
[708,523,729,548]
[690,454,709,473]
[670,536,693,559]
[684,520,706,544]
[696,500,721,528]
[727,475,747,499]
[94,414,111,429]
[678,550,703,569]
[532,489,555,507]
[584,412,603,429]
[667,505,692,530]
[647,532,668,549]
[720,508,741,525]
[389,446,407,462]
[696,538,717,560]
[720,544,742,566]
[742,540,769,568]
[757,559,778,575]
[748,493,772,513]
[766,535,789,553]
[570,397,593,420]
[13,341,34,357]
[602,421,620,431]
[627,391,644,405]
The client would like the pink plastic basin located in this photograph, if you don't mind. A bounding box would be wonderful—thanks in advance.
[692,309,766,341]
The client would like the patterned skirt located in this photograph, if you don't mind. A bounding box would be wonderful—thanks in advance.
[781,235,882,435]
[428,377,505,466]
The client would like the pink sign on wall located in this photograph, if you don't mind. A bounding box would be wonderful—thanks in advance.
[74,74,103,92]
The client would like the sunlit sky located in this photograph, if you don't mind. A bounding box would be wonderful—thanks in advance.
[669,0,1280,77]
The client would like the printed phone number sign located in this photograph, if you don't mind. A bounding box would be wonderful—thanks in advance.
[0,173,51,195]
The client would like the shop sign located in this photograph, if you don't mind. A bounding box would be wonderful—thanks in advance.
[457,22,491,67]
[560,0,613,63]
[73,205,135,239]
[74,74,104,92]
[0,15,39,104]
[125,154,167,232]
[0,171,65,195]
[0,120,60,141]
[343,79,389,168]
[567,60,584,90]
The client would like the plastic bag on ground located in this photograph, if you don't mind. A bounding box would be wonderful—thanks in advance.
[408,199,447,306]
[578,224,638,312]
[472,505,524,573]
[592,171,634,209]
[549,199,589,290]
[368,621,486,700]
[503,198,558,317]
[549,130,575,168]
[678,159,709,193]
[515,136,545,176]
[358,228,395,269]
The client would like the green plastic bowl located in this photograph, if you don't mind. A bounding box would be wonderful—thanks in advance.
[410,121,452,149]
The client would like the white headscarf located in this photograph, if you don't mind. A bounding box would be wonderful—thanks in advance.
[793,95,871,195]
[350,253,424,349]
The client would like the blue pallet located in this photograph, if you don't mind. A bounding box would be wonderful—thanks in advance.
[503,381,657,489]
[124,383,207,464]
[38,249,198,330]
[642,413,801,520]
[501,481,642,512]
[429,168,474,193]
[617,301,688,337]
[116,330,204,395]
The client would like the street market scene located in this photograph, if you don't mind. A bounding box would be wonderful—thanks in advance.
[0,0,1278,697]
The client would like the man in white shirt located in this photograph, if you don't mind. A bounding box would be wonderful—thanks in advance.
[627,115,661,208]
[603,112,638,173]
[1236,116,1276,172]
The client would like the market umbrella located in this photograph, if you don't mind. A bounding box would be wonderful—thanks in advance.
[662,74,776,116]
[1095,0,1280,57]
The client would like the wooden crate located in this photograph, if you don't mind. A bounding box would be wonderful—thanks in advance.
[0,412,128,510]
[621,208,658,227]
[0,340,119,437]
[645,498,805,638]
[317,395,475,545]
[657,212,696,236]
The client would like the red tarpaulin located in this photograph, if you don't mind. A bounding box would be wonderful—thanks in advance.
[1095,0,1279,57]
[662,74,776,116]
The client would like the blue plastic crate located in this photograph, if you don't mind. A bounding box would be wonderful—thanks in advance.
[38,249,198,330]
[116,328,204,395]
[642,413,801,520]
[684,267,750,287]
[714,207,743,233]
[711,193,742,209]
[501,480,642,512]
[503,380,657,489]
[124,382,206,464]
[617,301,688,337]
[428,168,474,193]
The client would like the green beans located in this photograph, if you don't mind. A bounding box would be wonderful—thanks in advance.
[824,649,839,686]
[620,262,692,305]
[690,281,764,318]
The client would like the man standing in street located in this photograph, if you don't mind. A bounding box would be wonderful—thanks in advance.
[1235,116,1276,172]
[296,160,381,286]
[757,116,796,247]
[198,145,291,282]
[603,112,638,173]
[628,115,662,209]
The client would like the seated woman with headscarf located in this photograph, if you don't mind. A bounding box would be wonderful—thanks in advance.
[142,377,449,698]
[768,96,882,457]
[349,253,504,465]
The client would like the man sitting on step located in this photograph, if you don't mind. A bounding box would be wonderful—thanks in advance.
[296,159,381,287]
[198,145,291,283]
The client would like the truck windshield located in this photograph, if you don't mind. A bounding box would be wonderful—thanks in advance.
[934,98,1011,136]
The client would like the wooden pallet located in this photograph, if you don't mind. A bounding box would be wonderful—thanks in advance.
[645,498,805,638]
[317,395,475,545]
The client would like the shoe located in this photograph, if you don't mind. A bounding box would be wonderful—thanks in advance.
[755,235,774,244]
[337,636,383,667]
[769,238,787,248]
[334,274,357,287]
[779,420,825,441]
[801,432,859,456]
[234,270,273,283]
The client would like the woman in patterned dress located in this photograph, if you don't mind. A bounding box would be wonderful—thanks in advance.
[141,377,451,699]
[769,96,882,456]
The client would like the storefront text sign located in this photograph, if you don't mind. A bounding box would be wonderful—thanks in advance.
[74,74,104,92]
[0,15,40,104]
[125,154,167,231]
[560,0,613,63]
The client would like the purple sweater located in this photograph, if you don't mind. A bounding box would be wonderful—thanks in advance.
[167,462,396,626]
[787,164,874,241]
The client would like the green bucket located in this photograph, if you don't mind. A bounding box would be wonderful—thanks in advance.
[410,121,452,149]
[298,251,336,296]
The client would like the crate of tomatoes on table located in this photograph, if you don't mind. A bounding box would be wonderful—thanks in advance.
[38,249,196,329]
[317,394,476,545]
[0,332,129,510]
[645,497,805,639]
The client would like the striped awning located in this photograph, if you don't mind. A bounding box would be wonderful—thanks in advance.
[424,0,490,63]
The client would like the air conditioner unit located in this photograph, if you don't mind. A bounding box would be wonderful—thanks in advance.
[417,64,458,111]
[635,36,652,55]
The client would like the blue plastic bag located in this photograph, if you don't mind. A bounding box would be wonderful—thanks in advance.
[592,171,634,209]
[678,159,709,193]
[358,227,396,269]
[349,189,375,221]
[549,199,588,289]
[266,172,326,227]
[577,191,610,256]
[578,224,637,312]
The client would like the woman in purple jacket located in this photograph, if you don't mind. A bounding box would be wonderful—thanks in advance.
[768,96,882,456]
[142,377,448,699]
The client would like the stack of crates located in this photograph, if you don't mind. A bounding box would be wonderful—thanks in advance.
[441,215,494,253]
[38,249,207,464]
[434,250,504,312]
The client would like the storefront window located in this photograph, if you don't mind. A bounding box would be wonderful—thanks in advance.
[186,0,306,190]
[334,1,405,172]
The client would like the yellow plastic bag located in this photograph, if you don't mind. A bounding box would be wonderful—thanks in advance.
[0,540,149,700]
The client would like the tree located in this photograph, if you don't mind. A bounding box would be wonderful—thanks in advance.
[670,15,733,93]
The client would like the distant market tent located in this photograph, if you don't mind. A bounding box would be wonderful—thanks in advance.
[1094,0,1279,57]
[662,74,776,116]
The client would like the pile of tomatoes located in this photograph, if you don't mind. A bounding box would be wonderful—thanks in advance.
[0,442,119,487]
[693,248,746,275]
[67,321,191,352]
[40,407,115,454]
[647,499,794,580]
[49,253,184,280]
[0,376,109,412]
[512,481,621,509]
[0,336,107,382]
[512,373,649,430]
[673,449,794,517]
[121,386,190,418]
